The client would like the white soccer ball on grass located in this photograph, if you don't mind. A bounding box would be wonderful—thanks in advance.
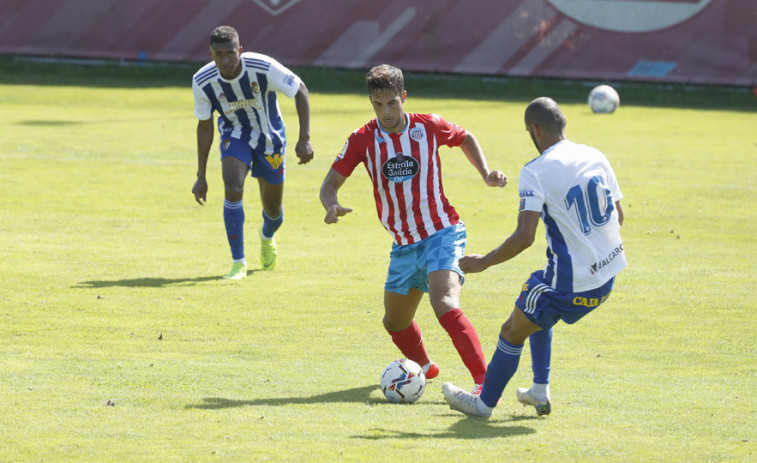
[588,84,620,113]
[380,359,426,403]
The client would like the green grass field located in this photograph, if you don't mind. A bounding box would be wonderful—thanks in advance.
[1,59,756,462]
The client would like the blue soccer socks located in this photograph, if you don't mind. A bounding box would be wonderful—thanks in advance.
[261,207,283,239]
[224,199,245,260]
[479,336,523,408]
[529,327,553,385]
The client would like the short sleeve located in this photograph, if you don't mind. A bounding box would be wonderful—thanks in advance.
[604,159,624,202]
[264,57,301,99]
[193,81,213,121]
[518,165,545,212]
[427,113,466,147]
[331,133,363,178]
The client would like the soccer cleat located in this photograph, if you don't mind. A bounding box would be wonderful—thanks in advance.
[422,362,440,380]
[516,387,552,416]
[223,261,247,280]
[470,384,502,404]
[259,225,278,270]
[442,382,492,418]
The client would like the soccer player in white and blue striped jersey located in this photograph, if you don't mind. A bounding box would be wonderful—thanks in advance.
[192,25,314,279]
[443,97,626,418]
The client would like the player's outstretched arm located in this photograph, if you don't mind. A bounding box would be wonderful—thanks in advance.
[294,81,314,165]
[459,131,507,188]
[192,118,214,205]
[320,168,353,224]
[460,210,539,273]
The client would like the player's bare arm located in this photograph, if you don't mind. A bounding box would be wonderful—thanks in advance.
[192,118,215,205]
[459,131,507,188]
[294,81,314,165]
[319,168,353,224]
[459,210,539,273]
[615,201,624,226]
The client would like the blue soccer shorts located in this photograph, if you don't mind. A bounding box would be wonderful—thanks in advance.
[219,133,285,185]
[385,223,466,295]
[515,270,615,330]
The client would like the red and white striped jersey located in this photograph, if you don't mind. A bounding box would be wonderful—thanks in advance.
[332,113,467,245]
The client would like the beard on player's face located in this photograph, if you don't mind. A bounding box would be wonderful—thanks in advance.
[370,89,406,133]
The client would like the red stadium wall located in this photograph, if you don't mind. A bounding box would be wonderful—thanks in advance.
[0,0,755,86]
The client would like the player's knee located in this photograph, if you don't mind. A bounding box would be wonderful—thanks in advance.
[499,318,514,338]
[500,318,528,345]
[224,184,244,201]
[263,204,283,219]
[383,314,412,332]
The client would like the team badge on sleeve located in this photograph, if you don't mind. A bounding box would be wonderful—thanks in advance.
[337,140,348,159]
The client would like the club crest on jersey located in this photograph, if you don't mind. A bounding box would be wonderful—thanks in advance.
[409,127,425,141]
[251,82,260,94]
[382,152,419,183]
[265,153,284,170]
[222,139,231,150]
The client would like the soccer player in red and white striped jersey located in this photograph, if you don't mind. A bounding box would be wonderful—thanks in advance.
[320,65,507,391]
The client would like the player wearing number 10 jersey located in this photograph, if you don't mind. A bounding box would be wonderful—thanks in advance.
[320,64,508,392]
[443,97,626,418]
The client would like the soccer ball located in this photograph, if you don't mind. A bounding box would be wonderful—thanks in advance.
[380,359,426,403]
[588,85,620,114]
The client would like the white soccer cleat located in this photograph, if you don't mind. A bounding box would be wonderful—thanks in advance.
[515,387,551,416]
[442,382,492,418]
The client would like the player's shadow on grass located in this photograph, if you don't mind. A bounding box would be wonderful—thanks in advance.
[186,385,379,410]
[353,415,537,440]
[75,271,262,288]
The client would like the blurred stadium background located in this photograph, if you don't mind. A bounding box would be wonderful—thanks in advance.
[1,0,755,87]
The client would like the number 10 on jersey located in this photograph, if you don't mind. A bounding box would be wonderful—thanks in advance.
[564,175,614,235]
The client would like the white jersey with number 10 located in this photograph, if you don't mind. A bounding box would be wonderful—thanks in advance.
[519,140,626,292]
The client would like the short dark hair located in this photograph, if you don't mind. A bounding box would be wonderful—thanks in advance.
[365,64,404,96]
[525,97,566,134]
[210,25,239,46]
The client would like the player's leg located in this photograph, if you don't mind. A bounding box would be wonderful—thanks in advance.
[425,223,487,387]
[258,177,283,235]
[516,327,552,415]
[477,307,542,407]
[384,289,435,374]
[256,178,283,270]
[221,155,250,279]
[427,269,487,387]
[443,306,541,417]
[383,242,439,378]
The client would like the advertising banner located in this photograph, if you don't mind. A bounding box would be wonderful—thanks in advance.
[0,0,754,86]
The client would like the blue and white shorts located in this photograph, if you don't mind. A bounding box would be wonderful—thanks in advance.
[385,223,466,295]
[515,270,615,329]
[219,133,285,185]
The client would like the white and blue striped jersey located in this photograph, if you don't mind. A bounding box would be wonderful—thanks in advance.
[192,52,301,155]
[519,140,626,292]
